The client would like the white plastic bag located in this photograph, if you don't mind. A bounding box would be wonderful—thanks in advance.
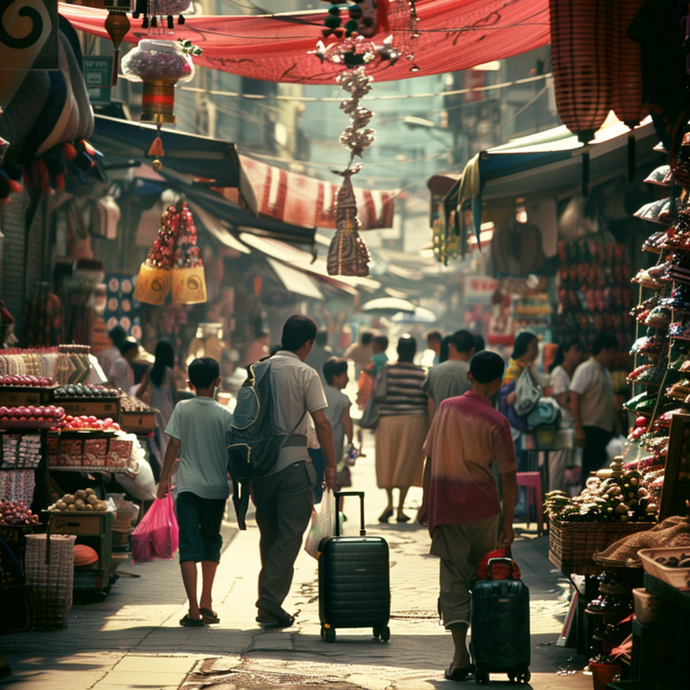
[304,489,335,560]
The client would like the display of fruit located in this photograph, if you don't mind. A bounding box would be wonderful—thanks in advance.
[120,395,153,412]
[0,405,65,423]
[545,460,658,523]
[60,415,120,431]
[47,488,108,512]
[0,374,52,387]
[52,384,119,398]
[0,498,40,525]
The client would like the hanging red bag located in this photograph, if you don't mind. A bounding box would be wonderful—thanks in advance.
[131,493,179,564]
[475,548,521,581]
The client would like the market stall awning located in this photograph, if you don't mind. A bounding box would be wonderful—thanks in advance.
[442,115,660,234]
[59,1,549,84]
[231,155,397,231]
[239,233,380,295]
[186,202,251,254]
[92,115,257,210]
[267,259,324,301]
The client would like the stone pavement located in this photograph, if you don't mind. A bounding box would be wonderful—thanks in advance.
[0,429,592,690]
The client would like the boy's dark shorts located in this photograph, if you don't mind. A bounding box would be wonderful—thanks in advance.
[176,491,226,563]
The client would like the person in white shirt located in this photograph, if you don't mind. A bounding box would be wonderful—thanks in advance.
[570,334,620,479]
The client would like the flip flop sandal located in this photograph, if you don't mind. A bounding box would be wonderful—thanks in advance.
[200,608,220,624]
[179,614,204,627]
[255,612,295,629]
[444,663,475,681]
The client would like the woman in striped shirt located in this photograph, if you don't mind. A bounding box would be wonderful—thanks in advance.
[374,334,429,523]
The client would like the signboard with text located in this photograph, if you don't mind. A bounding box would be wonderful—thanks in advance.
[463,276,498,304]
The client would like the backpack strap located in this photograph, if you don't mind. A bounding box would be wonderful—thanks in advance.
[231,404,308,530]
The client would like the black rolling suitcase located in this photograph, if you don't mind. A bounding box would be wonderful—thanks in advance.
[471,557,531,684]
[317,490,390,643]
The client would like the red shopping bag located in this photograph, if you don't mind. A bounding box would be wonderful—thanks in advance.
[131,493,179,564]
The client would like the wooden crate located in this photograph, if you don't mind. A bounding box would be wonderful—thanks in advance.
[0,386,52,407]
[54,397,121,421]
[549,517,654,575]
[120,411,155,435]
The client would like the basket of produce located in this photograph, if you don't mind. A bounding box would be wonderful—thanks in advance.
[546,457,658,575]
[638,547,690,589]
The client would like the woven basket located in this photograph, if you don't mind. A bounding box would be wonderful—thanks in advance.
[548,517,654,575]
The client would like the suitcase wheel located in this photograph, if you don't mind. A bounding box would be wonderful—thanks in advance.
[373,625,390,642]
[475,667,489,685]
[321,624,336,643]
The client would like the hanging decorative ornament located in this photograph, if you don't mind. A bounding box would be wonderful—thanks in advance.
[133,201,206,305]
[121,38,201,171]
[611,0,646,182]
[311,1,416,276]
[104,0,131,86]
[131,0,192,32]
[549,0,613,196]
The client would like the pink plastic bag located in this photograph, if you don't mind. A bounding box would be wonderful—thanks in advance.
[131,493,179,564]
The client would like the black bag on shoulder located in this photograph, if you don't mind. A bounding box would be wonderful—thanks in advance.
[227,359,304,530]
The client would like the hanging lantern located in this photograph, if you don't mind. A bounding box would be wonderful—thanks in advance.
[171,201,206,304]
[327,168,371,277]
[104,0,131,86]
[550,0,613,195]
[611,0,646,182]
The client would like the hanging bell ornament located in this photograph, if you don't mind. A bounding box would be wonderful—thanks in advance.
[104,1,131,86]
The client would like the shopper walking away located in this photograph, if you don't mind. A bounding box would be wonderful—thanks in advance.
[323,357,356,488]
[355,334,389,456]
[97,325,127,380]
[108,337,138,392]
[570,333,620,479]
[138,341,179,481]
[426,330,443,365]
[158,357,233,627]
[375,334,429,523]
[418,351,517,682]
[423,329,475,418]
[252,315,337,629]
[343,329,374,377]
[548,338,583,491]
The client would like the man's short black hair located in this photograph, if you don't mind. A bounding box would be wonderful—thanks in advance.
[360,330,374,346]
[373,334,388,351]
[474,334,485,352]
[188,357,219,390]
[426,329,442,344]
[451,329,475,354]
[323,357,348,385]
[470,351,505,384]
[118,337,138,356]
[591,333,618,355]
[109,325,127,346]
[281,314,317,352]
[397,334,417,362]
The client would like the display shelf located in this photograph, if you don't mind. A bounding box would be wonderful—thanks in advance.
[51,397,120,420]
[0,420,61,430]
[47,466,128,474]
[0,386,53,406]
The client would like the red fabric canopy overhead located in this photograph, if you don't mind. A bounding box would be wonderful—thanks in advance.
[59,0,550,84]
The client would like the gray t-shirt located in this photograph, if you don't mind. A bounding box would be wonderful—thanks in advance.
[422,360,471,409]
[165,397,234,499]
[324,385,350,461]
[270,350,328,474]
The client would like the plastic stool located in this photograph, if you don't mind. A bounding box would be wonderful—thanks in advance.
[516,472,543,535]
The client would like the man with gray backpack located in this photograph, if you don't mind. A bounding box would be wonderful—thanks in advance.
[228,314,337,629]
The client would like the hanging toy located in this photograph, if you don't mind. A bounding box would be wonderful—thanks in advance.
[104,1,131,86]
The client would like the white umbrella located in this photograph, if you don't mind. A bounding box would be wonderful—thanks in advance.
[361,297,416,312]
[390,307,437,324]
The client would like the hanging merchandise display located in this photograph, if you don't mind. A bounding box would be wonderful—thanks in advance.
[312,1,416,276]
[104,1,132,85]
[131,0,192,31]
[121,38,201,171]
[133,201,206,305]
[549,0,613,195]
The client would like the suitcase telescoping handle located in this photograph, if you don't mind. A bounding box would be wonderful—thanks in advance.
[334,491,366,537]
[487,557,516,580]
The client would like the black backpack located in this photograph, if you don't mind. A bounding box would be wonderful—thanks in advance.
[227,359,304,529]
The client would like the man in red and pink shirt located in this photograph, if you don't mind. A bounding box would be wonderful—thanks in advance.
[418,350,517,682]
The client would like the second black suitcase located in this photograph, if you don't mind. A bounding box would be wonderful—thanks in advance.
[317,491,390,643]
[470,558,531,684]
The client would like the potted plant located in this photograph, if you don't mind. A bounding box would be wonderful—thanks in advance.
[589,653,621,690]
